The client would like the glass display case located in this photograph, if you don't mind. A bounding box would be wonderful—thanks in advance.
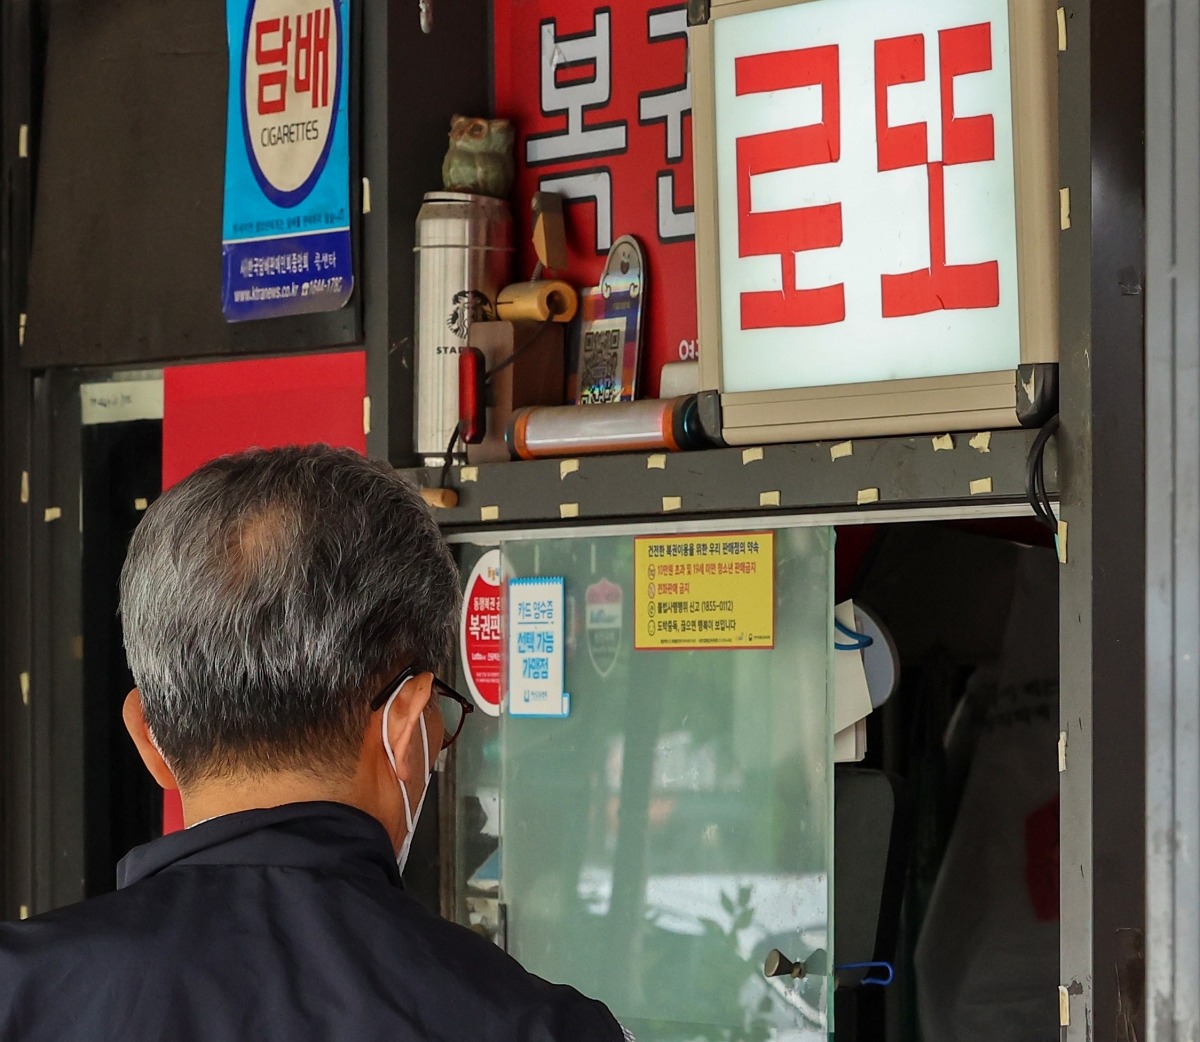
[452,525,835,1041]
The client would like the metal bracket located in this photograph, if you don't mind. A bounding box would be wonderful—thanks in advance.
[688,0,710,26]
[695,389,725,446]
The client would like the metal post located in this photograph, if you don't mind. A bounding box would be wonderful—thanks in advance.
[1,0,37,922]
[1145,0,1200,1037]
[1059,0,1148,1037]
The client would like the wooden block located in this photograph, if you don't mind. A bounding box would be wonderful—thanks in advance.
[467,321,565,465]
[420,488,459,509]
[532,192,568,271]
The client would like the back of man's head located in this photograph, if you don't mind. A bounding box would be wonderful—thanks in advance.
[119,445,460,788]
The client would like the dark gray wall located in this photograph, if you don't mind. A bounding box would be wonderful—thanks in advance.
[21,0,361,368]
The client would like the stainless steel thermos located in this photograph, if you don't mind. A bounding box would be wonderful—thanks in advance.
[414,192,513,463]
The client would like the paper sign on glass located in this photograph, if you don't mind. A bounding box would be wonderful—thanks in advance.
[507,577,569,718]
[634,533,774,650]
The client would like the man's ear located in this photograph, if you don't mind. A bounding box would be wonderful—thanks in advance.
[122,689,179,792]
[382,673,433,783]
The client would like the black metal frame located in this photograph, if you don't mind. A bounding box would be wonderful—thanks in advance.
[1057,1,1148,1038]
[0,3,1156,1039]
[2,0,37,920]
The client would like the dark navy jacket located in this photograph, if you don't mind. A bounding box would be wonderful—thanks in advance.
[0,802,622,1042]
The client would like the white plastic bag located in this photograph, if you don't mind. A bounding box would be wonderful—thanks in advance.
[914,547,1059,1042]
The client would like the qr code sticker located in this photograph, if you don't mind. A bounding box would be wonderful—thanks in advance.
[577,318,627,404]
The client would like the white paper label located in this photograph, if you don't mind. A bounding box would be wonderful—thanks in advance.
[507,576,569,718]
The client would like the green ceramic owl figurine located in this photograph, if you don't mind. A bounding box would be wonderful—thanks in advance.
[442,115,516,199]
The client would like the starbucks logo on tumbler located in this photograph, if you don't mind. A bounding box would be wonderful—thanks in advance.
[447,290,495,340]
[242,0,342,206]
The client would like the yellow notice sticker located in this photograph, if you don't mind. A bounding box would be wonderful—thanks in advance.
[634,532,774,650]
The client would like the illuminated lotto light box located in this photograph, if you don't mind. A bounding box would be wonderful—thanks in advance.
[692,0,1059,444]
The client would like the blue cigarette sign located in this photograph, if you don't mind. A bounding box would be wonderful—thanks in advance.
[222,0,353,321]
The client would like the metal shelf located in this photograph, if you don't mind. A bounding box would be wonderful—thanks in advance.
[401,428,1056,531]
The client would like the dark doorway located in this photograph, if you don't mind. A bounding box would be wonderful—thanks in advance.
[81,418,162,895]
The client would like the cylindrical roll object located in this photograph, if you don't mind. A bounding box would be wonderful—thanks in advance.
[419,487,459,510]
[414,192,513,463]
[506,396,708,460]
[495,280,579,323]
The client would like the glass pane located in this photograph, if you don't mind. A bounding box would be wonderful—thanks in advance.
[451,543,505,943]
[498,528,834,1042]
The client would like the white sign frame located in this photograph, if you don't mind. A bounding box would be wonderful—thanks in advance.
[692,0,1059,444]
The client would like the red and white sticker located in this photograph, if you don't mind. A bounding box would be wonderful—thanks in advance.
[460,550,503,716]
[585,578,623,678]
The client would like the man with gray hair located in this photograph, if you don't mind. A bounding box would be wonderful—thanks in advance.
[0,445,623,1042]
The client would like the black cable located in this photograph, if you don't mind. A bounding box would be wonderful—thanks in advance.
[438,422,462,491]
[1025,422,1049,526]
[485,318,554,381]
[1027,435,1054,529]
[1026,436,1051,527]
[1025,413,1060,531]
[1036,415,1059,525]
[437,318,555,490]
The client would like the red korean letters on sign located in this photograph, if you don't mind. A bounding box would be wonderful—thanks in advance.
[733,23,1004,333]
[254,8,332,117]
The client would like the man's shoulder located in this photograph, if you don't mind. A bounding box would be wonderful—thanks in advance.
[390,900,623,1040]
[0,884,167,971]
[0,884,174,1038]
[0,873,625,1042]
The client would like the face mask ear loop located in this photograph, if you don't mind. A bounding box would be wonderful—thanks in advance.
[399,713,431,836]
[385,687,434,875]
[382,682,418,835]
[381,677,434,840]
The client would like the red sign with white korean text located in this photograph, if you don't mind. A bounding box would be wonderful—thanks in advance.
[493,2,698,397]
[460,550,503,717]
[710,0,1021,394]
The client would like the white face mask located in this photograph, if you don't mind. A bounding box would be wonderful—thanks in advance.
[381,681,432,876]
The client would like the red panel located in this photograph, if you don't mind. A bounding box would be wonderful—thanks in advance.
[493,2,698,395]
[159,350,367,833]
[834,525,880,604]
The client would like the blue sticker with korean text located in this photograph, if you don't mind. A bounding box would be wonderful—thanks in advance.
[222,0,353,321]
